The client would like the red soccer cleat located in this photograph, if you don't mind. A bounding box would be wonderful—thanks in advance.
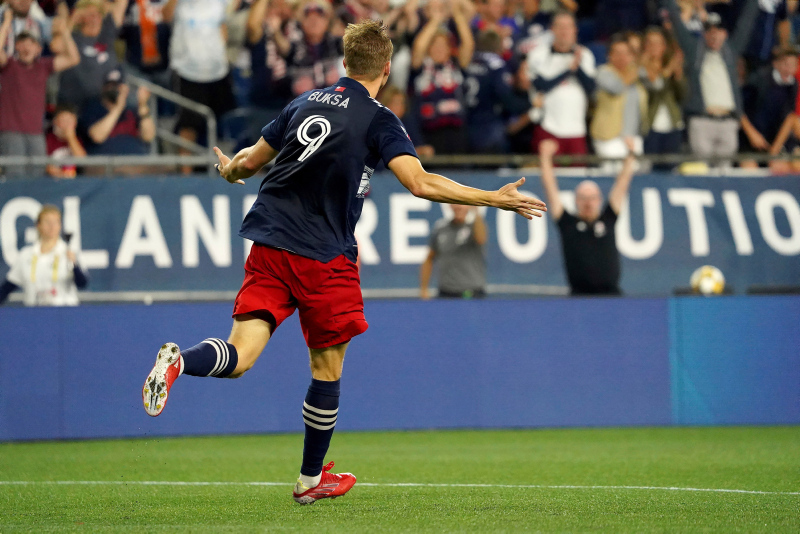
[292,462,357,505]
[142,343,183,417]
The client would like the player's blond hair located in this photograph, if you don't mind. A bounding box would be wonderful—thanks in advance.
[343,20,394,81]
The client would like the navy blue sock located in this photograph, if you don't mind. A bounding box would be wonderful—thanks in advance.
[180,338,238,378]
[300,378,340,477]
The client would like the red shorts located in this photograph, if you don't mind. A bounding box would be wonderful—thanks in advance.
[531,127,588,157]
[233,244,368,349]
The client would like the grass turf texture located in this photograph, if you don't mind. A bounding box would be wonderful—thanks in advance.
[0,427,797,532]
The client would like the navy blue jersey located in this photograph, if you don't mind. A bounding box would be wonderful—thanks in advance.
[240,77,417,263]
[465,52,513,124]
[465,52,528,125]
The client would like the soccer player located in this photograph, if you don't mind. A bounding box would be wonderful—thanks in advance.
[142,20,546,505]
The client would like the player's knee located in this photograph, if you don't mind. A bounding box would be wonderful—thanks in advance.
[226,344,260,378]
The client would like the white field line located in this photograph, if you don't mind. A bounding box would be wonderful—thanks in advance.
[0,480,797,496]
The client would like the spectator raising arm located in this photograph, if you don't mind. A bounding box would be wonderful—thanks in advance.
[162,0,177,23]
[538,139,564,221]
[557,0,578,12]
[664,0,697,54]
[88,84,131,144]
[246,0,269,45]
[451,0,475,69]
[472,208,488,245]
[411,3,446,69]
[109,0,130,28]
[269,15,291,57]
[0,9,11,67]
[728,0,762,55]
[607,138,638,215]
[51,17,80,72]
[137,86,156,143]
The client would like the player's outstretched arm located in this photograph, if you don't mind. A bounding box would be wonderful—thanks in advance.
[388,155,546,220]
[214,138,279,184]
[607,138,637,215]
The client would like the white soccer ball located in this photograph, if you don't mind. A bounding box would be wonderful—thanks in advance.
[690,265,726,295]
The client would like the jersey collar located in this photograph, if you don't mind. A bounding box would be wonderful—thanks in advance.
[335,77,370,97]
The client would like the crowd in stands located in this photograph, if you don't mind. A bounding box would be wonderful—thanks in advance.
[1,0,800,177]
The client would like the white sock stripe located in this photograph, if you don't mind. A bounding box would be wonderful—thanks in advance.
[209,337,230,376]
[302,401,338,416]
[202,339,223,377]
[218,339,229,375]
[206,339,226,377]
[302,410,337,424]
[303,419,337,431]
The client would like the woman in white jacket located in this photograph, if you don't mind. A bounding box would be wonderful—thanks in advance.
[0,205,88,306]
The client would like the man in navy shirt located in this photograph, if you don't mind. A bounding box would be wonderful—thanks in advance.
[466,29,530,152]
[142,20,545,505]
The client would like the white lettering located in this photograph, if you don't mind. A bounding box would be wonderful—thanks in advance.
[308,91,320,101]
[332,94,341,105]
[390,194,431,264]
[496,191,547,263]
[668,188,715,256]
[62,196,110,269]
[243,194,258,261]
[755,190,800,255]
[616,188,664,260]
[338,97,349,108]
[354,198,380,265]
[721,190,754,255]
[0,196,41,268]
[320,94,333,104]
[181,195,232,268]
[115,196,173,268]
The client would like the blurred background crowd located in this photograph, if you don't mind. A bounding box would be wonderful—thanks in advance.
[2,0,800,177]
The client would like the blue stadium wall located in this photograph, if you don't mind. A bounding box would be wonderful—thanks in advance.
[1,296,798,441]
[1,173,799,295]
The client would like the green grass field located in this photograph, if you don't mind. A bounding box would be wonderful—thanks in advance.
[0,427,798,532]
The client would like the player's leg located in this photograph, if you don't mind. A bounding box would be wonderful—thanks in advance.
[300,342,347,481]
[293,342,358,504]
[226,313,274,377]
[179,313,273,379]
[143,244,295,417]
[142,314,273,416]
[290,254,367,504]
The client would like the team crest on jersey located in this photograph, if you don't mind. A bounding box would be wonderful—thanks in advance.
[358,165,374,198]
[594,221,606,238]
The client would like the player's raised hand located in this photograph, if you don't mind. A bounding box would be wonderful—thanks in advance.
[213,147,245,185]
[495,177,547,220]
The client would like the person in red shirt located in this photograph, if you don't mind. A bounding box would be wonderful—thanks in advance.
[46,105,87,179]
[0,11,79,178]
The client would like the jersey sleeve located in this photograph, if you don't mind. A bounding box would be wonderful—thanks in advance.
[367,106,418,165]
[260,103,293,150]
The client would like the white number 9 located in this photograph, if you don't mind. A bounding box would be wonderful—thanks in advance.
[297,115,332,161]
